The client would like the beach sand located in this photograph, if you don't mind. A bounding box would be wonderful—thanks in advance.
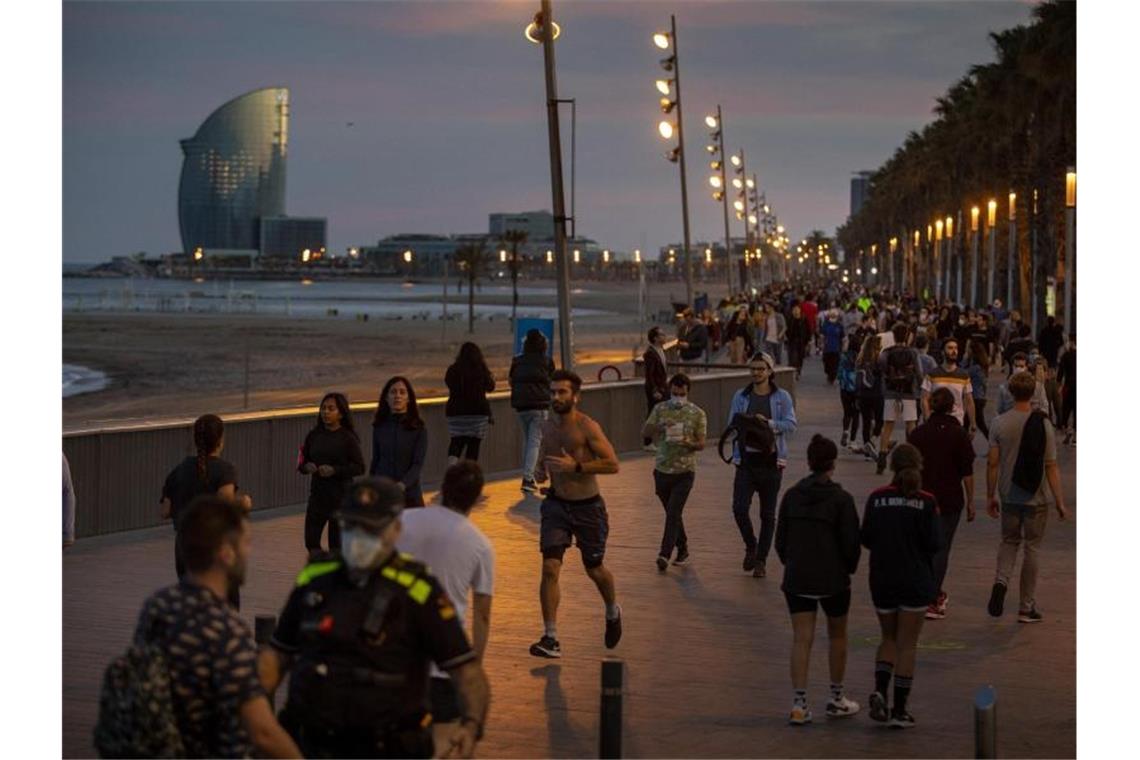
[63,277,704,430]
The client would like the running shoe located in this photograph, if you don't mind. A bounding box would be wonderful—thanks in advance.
[826,696,860,718]
[605,607,623,649]
[656,555,669,573]
[521,478,538,494]
[673,550,690,566]
[876,451,888,474]
[868,691,889,723]
[840,432,849,448]
[788,704,813,725]
[925,592,947,620]
[753,560,767,579]
[743,548,757,572]
[1018,607,1043,624]
[529,635,562,658]
[987,582,1007,617]
[889,710,916,729]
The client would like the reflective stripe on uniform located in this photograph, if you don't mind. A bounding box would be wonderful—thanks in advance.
[408,579,432,604]
[295,560,341,586]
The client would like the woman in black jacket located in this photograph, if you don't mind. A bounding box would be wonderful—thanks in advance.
[510,329,555,494]
[860,442,942,729]
[370,376,428,507]
[445,342,496,463]
[775,435,862,725]
[298,392,365,557]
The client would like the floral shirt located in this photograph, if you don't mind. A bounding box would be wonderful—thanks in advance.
[646,398,707,474]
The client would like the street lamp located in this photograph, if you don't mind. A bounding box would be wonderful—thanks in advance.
[1065,168,1076,329]
[1007,192,1016,309]
[706,104,733,293]
[653,14,693,306]
[986,198,997,312]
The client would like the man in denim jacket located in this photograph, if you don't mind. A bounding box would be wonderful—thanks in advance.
[727,351,798,578]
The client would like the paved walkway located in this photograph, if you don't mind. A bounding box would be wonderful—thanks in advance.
[63,358,1076,758]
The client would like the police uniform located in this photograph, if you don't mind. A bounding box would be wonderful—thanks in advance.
[269,480,478,759]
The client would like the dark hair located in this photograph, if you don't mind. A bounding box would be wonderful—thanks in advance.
[914,333,929,350]
[648,326,662,342]
[373,376,424,430]
[930,387,955,416]
[551,369,582,393]
[942,338,959,352]
[969,339,990,368]
[316,392,357,438]
[450,341,492,398]
[192,414,224,484]
[523,329,547,356]
[1009,370,1037,401]
[669,372,691,390]
[1011,351,1029,365]
[891,322,909,344]
[178,495,245,574]
[806,434,837,473]
[1019,324,1031,338]
[441,461,485,514]
[890,442,923,497]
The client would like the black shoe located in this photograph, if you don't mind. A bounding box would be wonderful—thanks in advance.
[605,608,623,649]
[889,709,916,729]
[875,451,887,475]
[743,548,757,572]
[521,478,538,494]
[868,691,889,723]
[673,550,690,566]
[656,555,669,572]
[752,560,767,578]
[1018,606,1043,624]
[529,635,562,658]
[987,582,1007,617]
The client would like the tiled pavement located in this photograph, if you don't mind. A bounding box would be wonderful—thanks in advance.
[63,358,1076,758]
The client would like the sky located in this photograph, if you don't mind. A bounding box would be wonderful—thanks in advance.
[62,0,1036,263]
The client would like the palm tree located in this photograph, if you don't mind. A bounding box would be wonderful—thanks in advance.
[500,229,528,331]
[453,241,487,334]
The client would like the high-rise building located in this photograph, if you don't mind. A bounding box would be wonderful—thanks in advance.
[488,211,554,241]
[260,216,327,260]
[850,171,874,217]
[178,87,290,256]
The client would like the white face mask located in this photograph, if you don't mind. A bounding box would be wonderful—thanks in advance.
[341,527,387,570]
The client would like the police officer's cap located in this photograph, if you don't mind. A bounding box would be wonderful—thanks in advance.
[336,476,405,532]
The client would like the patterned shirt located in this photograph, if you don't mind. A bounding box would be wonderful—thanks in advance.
[646,398,707,474]
[922,365,973,423]
[133,581,264,758]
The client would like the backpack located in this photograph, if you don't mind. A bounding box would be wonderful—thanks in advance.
[884,347,917,394]
[93,641,185,758]
[719,412,776,463]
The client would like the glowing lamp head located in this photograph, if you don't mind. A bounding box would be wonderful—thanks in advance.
[658,120,674,139]
[704,115,718,129]
[655,79,672,96]
[653,32,670,49]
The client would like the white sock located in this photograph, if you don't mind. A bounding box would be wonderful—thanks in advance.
[605,602,621,621]
[544,621,557,639]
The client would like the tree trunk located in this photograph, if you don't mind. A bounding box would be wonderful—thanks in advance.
[468,272,475,334]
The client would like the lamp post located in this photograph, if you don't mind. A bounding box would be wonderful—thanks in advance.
[529,1,574,370]
[1064,168,1076,330]
[946,215,957,304]
[654,16,693,306]
[986,198,997,314]
[706,106,733,295]
[972,206,983,306]
[1006,192,1016,310]
[728,149,750,294]
[934,219,943,302]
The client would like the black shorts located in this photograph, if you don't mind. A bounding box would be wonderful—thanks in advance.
[429,677,460,723]
[540,493,609,568]
[784,589,851,618]
[870,587,933,614]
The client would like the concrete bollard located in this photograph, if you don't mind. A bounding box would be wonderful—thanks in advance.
[600,659,623,759]
[974,684,997,758]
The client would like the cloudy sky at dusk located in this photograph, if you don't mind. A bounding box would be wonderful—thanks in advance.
[63,0,1035,263]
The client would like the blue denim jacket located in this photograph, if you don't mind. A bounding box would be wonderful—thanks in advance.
[727,384,797,467]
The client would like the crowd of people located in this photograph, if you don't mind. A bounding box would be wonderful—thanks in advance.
[90,278,1073,756]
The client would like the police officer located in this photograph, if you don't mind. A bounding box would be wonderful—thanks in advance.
[257,477,490,758]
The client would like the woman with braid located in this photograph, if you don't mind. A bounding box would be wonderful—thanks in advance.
[298,392,365,557]
[859,442,942,729]
[160,413,250,608]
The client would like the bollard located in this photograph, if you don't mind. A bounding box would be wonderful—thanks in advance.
[255,615,277,707]
[974,684,997,759]
[599,659,623,759]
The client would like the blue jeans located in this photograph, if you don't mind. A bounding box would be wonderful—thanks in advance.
[517,409,548,481]
[764,340,783,365]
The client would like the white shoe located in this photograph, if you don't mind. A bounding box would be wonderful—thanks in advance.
[788,704,813,725]
[826,695,860,718]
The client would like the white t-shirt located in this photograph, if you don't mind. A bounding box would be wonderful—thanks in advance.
[398,505,495,678]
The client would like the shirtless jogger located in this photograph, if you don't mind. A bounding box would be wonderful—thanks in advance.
[529,369,623,658]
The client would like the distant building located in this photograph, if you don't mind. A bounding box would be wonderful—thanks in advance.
[488,211,554,241]
[850,171,874,217]
[260,216,327,261]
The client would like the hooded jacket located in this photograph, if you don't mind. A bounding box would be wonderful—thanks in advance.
[775,474,861,597]
[727,382,796,468]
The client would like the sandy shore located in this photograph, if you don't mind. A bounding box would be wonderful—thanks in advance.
[62,277,708,430]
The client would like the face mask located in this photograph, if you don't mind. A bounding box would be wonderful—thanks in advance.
[341,527,387,570]
[670,394,687,405]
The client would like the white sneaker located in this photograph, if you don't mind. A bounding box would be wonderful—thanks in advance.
[788,704,813,725]
[826,695,860,718]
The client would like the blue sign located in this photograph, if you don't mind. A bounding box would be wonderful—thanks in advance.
[514,318,555,357]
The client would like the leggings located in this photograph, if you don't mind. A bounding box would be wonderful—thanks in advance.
[858,397,884,444]
[971,398,990,439]
[304,497,342,554]
[1060,390,1076,430]
[840,390,860,440]
[448,436,483,462]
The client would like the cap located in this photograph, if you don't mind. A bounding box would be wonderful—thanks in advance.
[749,351,775,370]
[336,477,405,532]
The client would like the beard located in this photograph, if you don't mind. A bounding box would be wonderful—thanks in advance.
[226,557,248,590]
[552,399,573,415]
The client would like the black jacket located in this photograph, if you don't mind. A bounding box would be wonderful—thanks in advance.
[679,322,708,360]
[509,352,555,411]
[860,484,942,601]
[444,364,495,417]
[369,416,428,506]
[642,347,668,403]
[775,475,861,596]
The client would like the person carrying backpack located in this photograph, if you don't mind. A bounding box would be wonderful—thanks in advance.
[838,345,860,450]
[855,335,884,462]
[876,322,925,474]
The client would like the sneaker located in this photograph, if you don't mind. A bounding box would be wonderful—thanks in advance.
[847,441,862,453]
[826,695,860,718]
[840,431,849,448]
[863,441,877,460]
[672,550,690,566]
[753,560,767,578]
[868,691,889,723]
[605,607,623,649]
[987,582,1007,617]
[889,710,916,729]
[937,591,949,616]
[788,704,813,725]
[642,443,658,453]
[876,451,887,474]
[656,555,669,573]
[743,548,757,572]
[529,635,562,658]
[1018,607,1043,624]
[924,602,944,620]
[521,478,538,494]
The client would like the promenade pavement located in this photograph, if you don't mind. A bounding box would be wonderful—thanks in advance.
[63,356,1076,758]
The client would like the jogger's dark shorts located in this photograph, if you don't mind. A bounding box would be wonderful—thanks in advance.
[540,492,608,568]
[784,589,852,618]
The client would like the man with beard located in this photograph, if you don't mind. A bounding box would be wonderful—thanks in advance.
[922,338,976,436]
[530,369,624,658]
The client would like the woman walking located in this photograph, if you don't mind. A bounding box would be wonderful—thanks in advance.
[786,304,810,379]
[837,345,861,450]
[445,342,496,463]
[860,443,942,728]
[725,307,754,365]
[854,335,884,461]
[160,413,250,608]
[370,376,428,507]
[965,339,991,438]
[298,392,364,557]
[510,329,555,494]
[775,435,862,725]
